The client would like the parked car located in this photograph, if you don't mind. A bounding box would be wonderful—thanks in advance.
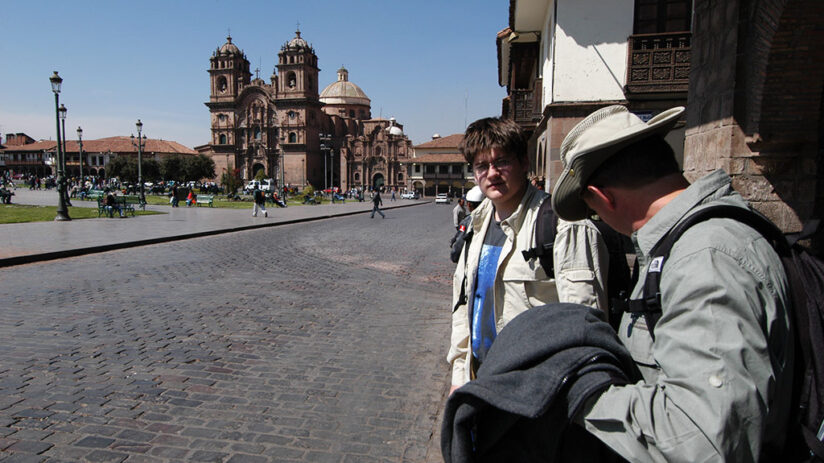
[243,180,261,194]
[435,193,451,204]
[401,191,420,200]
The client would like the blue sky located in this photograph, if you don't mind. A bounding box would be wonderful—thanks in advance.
[0,1,508,148]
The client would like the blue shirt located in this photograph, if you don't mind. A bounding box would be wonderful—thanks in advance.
[470,219,506,366]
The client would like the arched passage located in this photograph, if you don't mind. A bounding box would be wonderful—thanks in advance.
[372,173,384,190]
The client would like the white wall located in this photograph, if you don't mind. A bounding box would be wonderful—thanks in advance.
[544,0,634,103]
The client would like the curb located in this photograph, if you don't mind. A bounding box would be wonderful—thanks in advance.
[0,201,429,268]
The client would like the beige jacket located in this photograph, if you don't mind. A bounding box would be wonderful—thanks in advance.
[447,185,607,386]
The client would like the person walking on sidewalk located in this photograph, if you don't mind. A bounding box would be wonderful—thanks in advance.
[252,186,268,217]
[371,189,385,219]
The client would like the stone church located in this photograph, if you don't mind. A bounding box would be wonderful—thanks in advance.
[198,30,413,192]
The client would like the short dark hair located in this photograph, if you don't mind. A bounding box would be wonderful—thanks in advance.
[586,135,680,189]
[459,117,528,165]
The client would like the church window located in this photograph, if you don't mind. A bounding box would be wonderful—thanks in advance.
[254,128,261,140]
[354,173,360,181]
[218,113,227,122]
[288,111,296,120]
[289,132,297,143]
[376,147,382,156]
[287,72,296,88]
[397,173,404,181]
[219,134,227,144]
[350,110,355,118]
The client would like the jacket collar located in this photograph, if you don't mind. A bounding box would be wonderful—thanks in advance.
[633,169,741,257]
[472,183,541,232]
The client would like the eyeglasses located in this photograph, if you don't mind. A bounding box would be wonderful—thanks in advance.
[473,157,514,175]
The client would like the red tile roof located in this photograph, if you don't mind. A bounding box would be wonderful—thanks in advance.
[1,136,196,154]
[413,133,464,149]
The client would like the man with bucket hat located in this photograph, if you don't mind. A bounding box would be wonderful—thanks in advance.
[553,105,792,460]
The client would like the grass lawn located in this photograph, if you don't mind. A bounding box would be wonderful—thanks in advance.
[0,204,161,224]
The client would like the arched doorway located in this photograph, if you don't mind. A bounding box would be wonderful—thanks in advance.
[252,163,265,179]
[372,173,384,190]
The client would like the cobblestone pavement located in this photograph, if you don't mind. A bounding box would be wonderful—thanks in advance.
[0,204,457,462]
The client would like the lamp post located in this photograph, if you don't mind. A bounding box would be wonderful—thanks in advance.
[320,133,330,191]
[50,71,70,221]
[59,104,73,207]
[77,127,83,184]
[130,119,146,205]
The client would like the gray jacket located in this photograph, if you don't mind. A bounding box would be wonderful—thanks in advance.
[579,170,793,461]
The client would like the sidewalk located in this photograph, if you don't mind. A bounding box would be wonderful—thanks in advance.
[0,189,425,267]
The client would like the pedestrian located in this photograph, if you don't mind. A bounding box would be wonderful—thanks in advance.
[464,186,483,213]
[170,184,179,207]
[252,186,267,217]
[391,188,396,201]
[447,117,608,395]
[452,198,467,230]
[370,189,385,219]
[185,190,195,207]
[552,105,792,460]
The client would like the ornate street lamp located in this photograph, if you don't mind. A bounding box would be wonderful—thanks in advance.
[50,71,70,221]
[59,104,72,207]
[130,119,146,205]
[77,127,84,183]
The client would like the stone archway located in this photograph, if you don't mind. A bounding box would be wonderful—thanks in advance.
[252,163,265,179]
[372,173,384,190]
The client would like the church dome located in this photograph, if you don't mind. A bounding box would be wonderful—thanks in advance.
[387,117,403,136]
[320,67,371,106]
[287,30,309,49]
[219,36,241,55]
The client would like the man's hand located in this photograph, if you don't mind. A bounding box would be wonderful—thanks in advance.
[449,385,460,396]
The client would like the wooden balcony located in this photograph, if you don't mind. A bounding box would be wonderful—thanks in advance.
[625,32,691,96]
[502,79,543,129]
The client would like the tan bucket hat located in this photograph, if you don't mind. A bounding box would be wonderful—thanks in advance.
[551,105,685,221]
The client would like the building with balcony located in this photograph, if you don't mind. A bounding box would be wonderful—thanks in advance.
[498,0,824,247]
[499,0,691,189]
[409,134,473,197]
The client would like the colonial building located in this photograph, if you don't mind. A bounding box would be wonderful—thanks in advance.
[199,30,413,192]
[0,136,195,179]
[499,0,824,248]
[499,0,690,189]
[410,133,473,197]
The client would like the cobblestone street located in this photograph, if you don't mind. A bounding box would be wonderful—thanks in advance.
[0,204,456,462]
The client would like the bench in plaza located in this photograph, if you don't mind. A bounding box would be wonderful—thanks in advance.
[123,195,146,211]
[195,194,214,207]
[97,196,136,218]
[84,189,105,201]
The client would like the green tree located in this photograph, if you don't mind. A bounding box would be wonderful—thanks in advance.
[143,159,161,182]
[107,156,138,183]
[221,168,243,196]
[183,154,216,183]
[160,155,185,181]
[254,169,267,181]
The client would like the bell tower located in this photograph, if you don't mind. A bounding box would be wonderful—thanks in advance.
[275,29,323,187]
[208,36,251,148]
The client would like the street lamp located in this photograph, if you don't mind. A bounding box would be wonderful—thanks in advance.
[50,71,70,221]
[320,133,330,191]
[130,119,146,205]
[59,104,72,207]
[77,127,83,184]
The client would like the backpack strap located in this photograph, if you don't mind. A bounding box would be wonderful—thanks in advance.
[522,197,557,278]
[626,204,790,340]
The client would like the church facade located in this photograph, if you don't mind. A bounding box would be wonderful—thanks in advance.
[198,30,412,192]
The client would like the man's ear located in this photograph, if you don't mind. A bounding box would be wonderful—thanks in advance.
[585,184,616,212]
